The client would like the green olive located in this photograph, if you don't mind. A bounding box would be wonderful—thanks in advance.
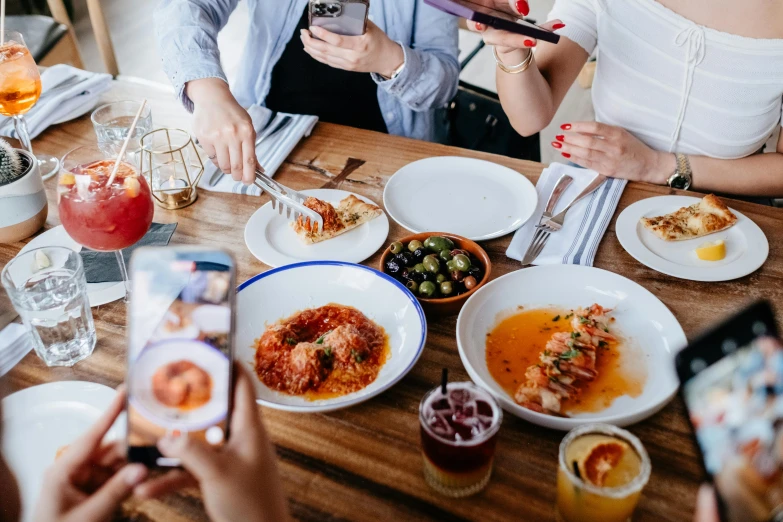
[408,240,424,252]
[440,281,454,296]
[406,280,419,293]
[453,254,471,272]
[438,249,453,262]
[424,236,455,253]
[413,263,426,274]
[464,275,478,290]
[436,273,447,284]
[423,254,440,273]
[419,281,437,298]
[445,259,458,272]
[390,241,404,254]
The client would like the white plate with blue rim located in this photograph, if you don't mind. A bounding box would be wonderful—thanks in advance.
[383,156,538,241]
[235,261,427,412]
[616,195,768,282]
[19,225,126,306]
[457,265,687,431]
[2,382,125,522]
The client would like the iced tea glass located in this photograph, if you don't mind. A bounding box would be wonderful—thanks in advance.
[419,382,502,497]
[0,30,60,179]
[556,424,651,522]
[58,145,154,299]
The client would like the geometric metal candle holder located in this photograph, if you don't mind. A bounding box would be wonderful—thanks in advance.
[140,128,204,210]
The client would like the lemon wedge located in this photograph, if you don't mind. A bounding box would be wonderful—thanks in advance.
[695,240,726,261]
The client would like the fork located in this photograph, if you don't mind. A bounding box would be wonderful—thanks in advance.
[538,175,607,233]
[253,168,324,232]
[521,174,573,265]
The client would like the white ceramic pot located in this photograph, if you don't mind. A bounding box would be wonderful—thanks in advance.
[0,149,48,243]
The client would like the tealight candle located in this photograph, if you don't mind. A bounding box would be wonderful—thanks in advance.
[156,176,191,209]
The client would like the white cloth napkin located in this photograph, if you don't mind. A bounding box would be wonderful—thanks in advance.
[0,323,32,377]
[0,64,112,140]
[199,105,319,196]
[507,163,627,266]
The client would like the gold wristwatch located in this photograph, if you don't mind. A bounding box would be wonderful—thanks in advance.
[666,153,692,190]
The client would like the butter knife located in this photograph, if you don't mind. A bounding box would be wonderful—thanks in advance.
[521,174,573,265]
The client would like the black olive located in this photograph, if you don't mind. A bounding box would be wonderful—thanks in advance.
[395,251,414,267]
[468,266,483,281]
[409,270,424,283]
[412,248,426,264]
[386,260,402,276]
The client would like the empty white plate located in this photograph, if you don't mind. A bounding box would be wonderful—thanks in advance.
[456,265,687,431]
[2,381,124,522]
[19,226,126,306]
[235,261,426,412]
[616,196,769,282]
[383,156,538,241]
[244,189,389,268]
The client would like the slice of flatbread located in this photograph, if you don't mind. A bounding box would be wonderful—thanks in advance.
[292,195,383,244]
[640,194,738,241]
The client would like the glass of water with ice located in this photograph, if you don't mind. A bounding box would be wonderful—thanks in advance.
[1,247,96,367]
[91,100,153,167]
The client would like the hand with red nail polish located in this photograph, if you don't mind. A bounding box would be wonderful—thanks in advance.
[467,5,564,56]
[562,153,571,159]
[552,23,566,30]
[515,0,530,16]
[561,124,572,131]
[555,135,565,142]
[524,40,536,47]
[551,141,563,149]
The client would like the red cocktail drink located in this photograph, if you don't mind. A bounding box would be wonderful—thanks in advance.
[59,158,153,252]
[419,382,502,497]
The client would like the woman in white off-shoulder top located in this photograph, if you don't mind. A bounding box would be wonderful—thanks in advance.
[470,0,783,196]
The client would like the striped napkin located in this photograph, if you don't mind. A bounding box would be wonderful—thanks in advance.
[506,163,626,266]
[0,323,32,377]
[199,105,318,196]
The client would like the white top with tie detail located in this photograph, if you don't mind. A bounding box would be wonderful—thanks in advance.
[548,0,783,159]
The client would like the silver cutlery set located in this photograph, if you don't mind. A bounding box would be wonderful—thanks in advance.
[521,174,607,265]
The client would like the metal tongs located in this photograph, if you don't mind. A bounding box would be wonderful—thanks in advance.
[253,168,324,233]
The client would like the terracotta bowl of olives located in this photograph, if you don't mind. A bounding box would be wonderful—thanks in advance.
[378,232,491,316]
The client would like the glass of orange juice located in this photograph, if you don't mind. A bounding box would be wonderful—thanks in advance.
[556,424,651,522]
[0,30,60,179]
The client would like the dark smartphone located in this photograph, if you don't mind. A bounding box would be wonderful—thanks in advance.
[309,0,369,37]
[676,301,783,522]
[424,0,560,44]
[127,247,236,468]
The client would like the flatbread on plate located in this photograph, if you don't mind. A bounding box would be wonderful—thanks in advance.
[640,194,737,241]
[292,195,383,244]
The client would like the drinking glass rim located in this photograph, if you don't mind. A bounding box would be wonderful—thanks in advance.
[140,128,193,154]
[91,100,151,127]
[558,423,652,499]
[1,247,85,297]
[419,381,503,447]
[0,31,26,49]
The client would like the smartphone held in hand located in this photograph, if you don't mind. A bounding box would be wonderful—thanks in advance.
[126,247,236,468]
[309,0,370,37]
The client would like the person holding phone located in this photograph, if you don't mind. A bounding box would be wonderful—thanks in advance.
[154,0,460,185]
[468,0,783,197]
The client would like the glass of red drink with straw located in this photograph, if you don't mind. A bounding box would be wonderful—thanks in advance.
[419,374,502,497]
[58,144,153,298]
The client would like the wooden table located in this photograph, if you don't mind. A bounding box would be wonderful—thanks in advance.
[2,78,783,522]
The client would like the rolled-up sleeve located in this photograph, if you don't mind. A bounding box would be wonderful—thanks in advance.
[155,0,238,112]
[371,2,459,112]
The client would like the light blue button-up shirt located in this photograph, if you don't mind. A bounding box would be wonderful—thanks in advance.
[154,0,460,142]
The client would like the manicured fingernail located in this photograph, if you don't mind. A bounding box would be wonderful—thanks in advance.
[556,135,565,142]
[552,23,566,30]
[475,22,485,31]
[516,0,530,16]
[562,153,571,158]
[551,141,562,149]
[560,123,572,130]
[524,40,536,47]
[124,464,147,485]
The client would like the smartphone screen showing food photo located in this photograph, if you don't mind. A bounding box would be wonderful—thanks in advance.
[683,335,783,522]
[127,249,235,467]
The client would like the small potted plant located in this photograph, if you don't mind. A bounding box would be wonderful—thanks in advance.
[0,138,48,243]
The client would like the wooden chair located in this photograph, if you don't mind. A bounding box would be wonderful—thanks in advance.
[45,0,119,76]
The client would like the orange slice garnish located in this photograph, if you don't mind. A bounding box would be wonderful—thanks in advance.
[59,173,75,186]
[578,440,629,487]
[123,176,141,198]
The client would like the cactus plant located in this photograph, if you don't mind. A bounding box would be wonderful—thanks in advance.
[0,138,23,186]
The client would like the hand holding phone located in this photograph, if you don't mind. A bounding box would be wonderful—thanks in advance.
[309,0,369,37]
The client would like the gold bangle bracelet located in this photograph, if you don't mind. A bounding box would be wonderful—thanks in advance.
[493,46,533,74]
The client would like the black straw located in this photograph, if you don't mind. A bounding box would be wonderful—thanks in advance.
[441,368,448,395]
[572,461,582,479]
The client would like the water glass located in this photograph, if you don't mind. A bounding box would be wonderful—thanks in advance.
[91,100,153,167]
[1,247,96,367]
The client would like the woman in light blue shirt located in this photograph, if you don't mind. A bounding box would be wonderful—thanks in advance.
[155,0,460,184]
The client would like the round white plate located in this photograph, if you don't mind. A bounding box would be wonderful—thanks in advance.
[235,261,426,412]
[456,265,687,431]
[129,339,230,431]
[2,382,124,522]
[244,189,389,268]
[19,225,126,306]
[383,156,538,241]
[616,196,769,282]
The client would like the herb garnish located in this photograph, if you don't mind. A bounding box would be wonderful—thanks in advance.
[570,332,581,339]
[285,338,297,346]
[560,349,581,360]
[552,315,561,322]
[315,330,332,344]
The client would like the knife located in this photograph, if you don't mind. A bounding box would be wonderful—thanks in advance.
[521,174,573,265]
[542,175,607,231]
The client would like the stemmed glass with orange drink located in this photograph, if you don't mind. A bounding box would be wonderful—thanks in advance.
[0,30,61,179]
[58,145,154,299]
